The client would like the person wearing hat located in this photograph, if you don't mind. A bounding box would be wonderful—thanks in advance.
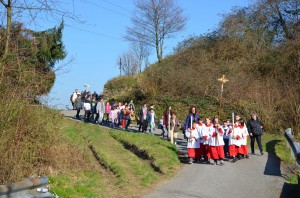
[247,112,264,155]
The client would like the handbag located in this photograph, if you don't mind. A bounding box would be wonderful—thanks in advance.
[130,113,135,121]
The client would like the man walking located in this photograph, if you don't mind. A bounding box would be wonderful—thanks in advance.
[71,89,79,109]
[247,112,264,155]
[96,98,105,125]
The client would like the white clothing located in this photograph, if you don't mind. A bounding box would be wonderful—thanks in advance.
[196,123,204,143]
[185,128,200,148]
[201,124,214,145]
[229,125,242,146]
[84,102,91,110]
[72,92,78,102]
[209,126,225,146]
[159,119,163,125]
[239,125,249,146]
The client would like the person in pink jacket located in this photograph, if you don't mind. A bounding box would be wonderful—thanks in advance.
[105,102,111,123]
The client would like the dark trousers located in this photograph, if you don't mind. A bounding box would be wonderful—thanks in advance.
[105,113,110,122]
[224,139,229,156]
[142,120,148,132]
[95,113,99,122]
[84,110,91,122]
[125,119,131,130]
[250,134,263,153]
[76,109,81,119]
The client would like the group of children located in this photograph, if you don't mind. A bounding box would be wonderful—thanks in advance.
[186,115,250,165]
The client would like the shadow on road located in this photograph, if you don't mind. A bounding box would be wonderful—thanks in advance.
[264,140,282,176]
[264,140,299,197]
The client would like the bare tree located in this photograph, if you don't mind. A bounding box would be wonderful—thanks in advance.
[125,0,187,63]
[130,41,151,73]
[118,51,139,75]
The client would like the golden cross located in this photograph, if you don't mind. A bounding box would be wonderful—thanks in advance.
[218,75,229,84]
[218,75,229,94]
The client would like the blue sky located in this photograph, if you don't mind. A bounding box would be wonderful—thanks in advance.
[41,0,251,109]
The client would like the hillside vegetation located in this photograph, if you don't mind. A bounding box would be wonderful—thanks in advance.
[104,0,300,134]
[49,118,181,197]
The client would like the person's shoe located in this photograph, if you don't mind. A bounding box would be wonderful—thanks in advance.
[189,158,193,164]
[232,157,237,162]
[251,152,256,155]
[261,151,264,155]
[210,160,215,165]
[219,160,224,166]
[246,155,251,159]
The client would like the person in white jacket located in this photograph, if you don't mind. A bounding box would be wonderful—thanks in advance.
[201,117,214,164]
[186,121,201,164]
[210,123,225,165]
[196,119,205,161]
[228,120,242,162]
[238,120,250,159]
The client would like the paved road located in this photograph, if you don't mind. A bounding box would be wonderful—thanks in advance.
[62,110,288,198]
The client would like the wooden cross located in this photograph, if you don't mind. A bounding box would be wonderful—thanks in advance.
[217,75,229,95]
[217,75,229,118]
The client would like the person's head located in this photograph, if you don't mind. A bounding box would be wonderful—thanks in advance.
[130,99,133,103]
[106,101,109,105]
[92,97,96,101]
[235,114,241,121]
[198,119,203,124]
[150,108,154,113]
[75,89,78,92]
[251,112,257,120]
[172,112,176,119]
[206,117,211,124]
[189,106,197,114]
[94,91,96,94]
[192,121,197,128]
[226,119,230,125]
[213,116,219,124]
[143,103,147,108]
[166,105,171,111]
[223,120,228,126]
[239,119,245,126]
[125,105,129,109]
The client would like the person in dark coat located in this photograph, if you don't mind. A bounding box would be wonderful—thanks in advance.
[185,106,201,130]
[247,112,264,155]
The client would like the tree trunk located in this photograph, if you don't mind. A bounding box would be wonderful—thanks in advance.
[3,0,12,58]
[275,4,293,40]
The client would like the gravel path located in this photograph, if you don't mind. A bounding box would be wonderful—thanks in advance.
[61,110,287,198]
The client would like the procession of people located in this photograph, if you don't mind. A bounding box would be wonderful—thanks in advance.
[70,89,264,166]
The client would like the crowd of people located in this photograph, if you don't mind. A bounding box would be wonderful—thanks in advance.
[70,89,265,166]
[184,107,264,165]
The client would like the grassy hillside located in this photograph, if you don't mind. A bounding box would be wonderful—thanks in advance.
[103,0,300,134]
[49,118,181,197]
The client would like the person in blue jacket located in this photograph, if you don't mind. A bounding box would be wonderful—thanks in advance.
[185,106,201,130]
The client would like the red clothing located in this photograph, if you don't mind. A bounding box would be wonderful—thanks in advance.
[239,145,249,155]
[229,145,239,157]
[188,148,201,159]
[210,146,225,160]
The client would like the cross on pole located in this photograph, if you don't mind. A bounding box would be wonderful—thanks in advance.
[217,75,229,118]
[84,84,90,91]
